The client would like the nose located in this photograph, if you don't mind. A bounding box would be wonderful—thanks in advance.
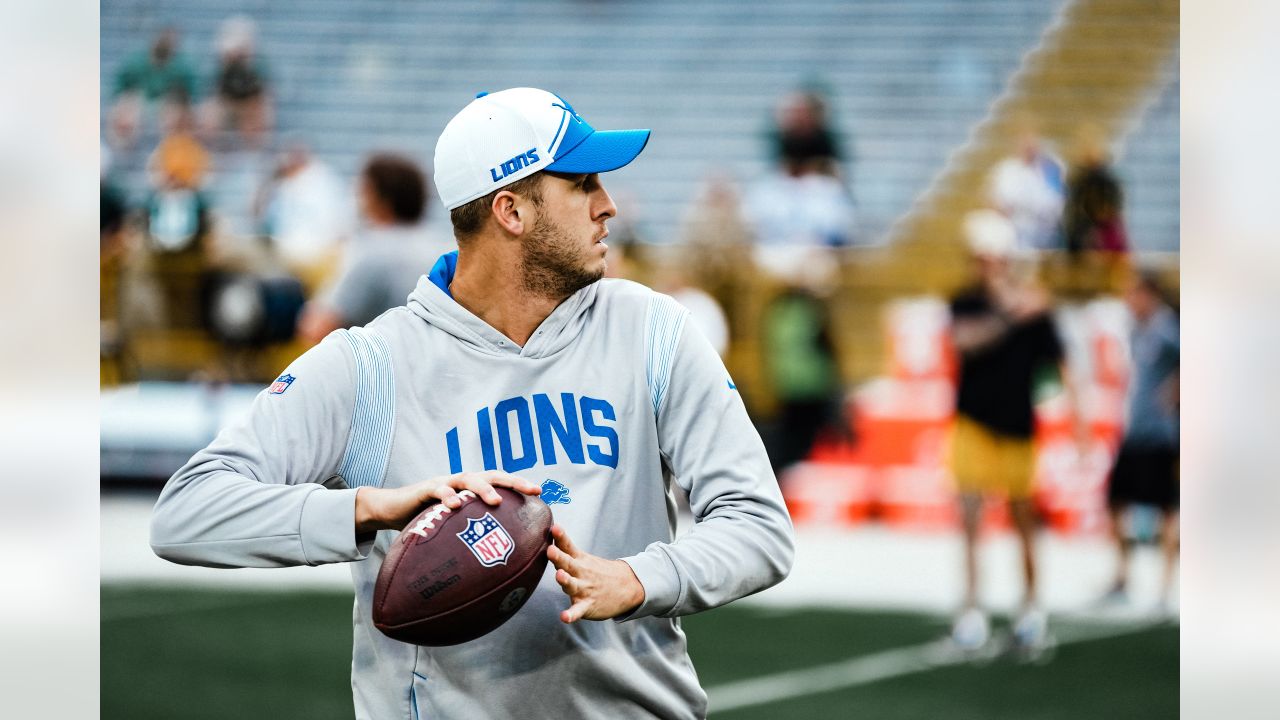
[592,177,617,222]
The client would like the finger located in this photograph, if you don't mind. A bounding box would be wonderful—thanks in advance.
[554,568,580,595]
[547,544,577,573]
[549,524,582,558]
[413,477,452,504]
[485,472,542,496]
[561,599,592,624]
[456,476,502,505]
[432,485,462,508]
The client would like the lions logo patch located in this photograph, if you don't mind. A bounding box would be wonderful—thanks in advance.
[457,513,514,567]
[540,479,572,505]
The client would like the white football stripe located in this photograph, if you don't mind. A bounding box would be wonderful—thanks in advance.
[705,620,1165,715]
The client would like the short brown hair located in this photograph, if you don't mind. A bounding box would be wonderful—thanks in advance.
[449,172,544,243]
[361,153,428,224]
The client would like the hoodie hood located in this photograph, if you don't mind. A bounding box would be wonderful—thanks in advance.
[406,251,599,359]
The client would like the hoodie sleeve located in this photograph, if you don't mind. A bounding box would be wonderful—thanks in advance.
[621,297,795,618]
[150,331,376,568]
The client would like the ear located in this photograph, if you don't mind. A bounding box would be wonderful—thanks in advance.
[490,190,530,237]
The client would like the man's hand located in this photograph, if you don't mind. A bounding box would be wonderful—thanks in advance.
[952,315,1010,354]
[1008,285,1051,321]
[354,471,541,533]
[547,524,645,623]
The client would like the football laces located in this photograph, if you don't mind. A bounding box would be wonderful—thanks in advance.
[407,490,478,537]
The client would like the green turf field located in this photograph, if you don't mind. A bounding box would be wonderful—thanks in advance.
[102,585,1177,719]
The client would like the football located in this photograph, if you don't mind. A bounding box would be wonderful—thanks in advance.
[372,487,553,646]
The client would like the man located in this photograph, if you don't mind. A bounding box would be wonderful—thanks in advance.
[1104,271,1179,609]
[109,27,199,148]
[151,87,794,719]
[987,115,1065,251]
[255,141,353,277]
[296,153,454,346]
[760,270,842,475]
[1064,123,1128,255]
[947,210,1076,654]
[199,15,273,150]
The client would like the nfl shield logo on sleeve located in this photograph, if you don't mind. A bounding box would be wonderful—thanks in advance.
[268,374,295,394]
[457,513,515,567]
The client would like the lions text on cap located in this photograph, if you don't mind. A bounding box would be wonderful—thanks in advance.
[433,87,651,210]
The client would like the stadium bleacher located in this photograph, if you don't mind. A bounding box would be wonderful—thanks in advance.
[1115,60,1179,252]
[101,0,1177,251]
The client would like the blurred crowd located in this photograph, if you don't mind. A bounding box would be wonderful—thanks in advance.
[101,20,452,384]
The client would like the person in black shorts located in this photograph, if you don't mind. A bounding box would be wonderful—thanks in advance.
[1105,271,1179,609]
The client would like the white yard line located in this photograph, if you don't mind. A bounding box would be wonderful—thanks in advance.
[706,620,1167,715]
[707,643,938,714]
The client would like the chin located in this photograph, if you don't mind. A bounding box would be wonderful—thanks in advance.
[588,258,608,281]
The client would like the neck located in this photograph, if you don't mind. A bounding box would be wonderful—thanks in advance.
[448,243,565,347]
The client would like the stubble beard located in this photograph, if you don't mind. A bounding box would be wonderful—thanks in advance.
[519,215,605,299]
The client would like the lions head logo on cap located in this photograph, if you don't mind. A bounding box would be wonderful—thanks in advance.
[548,97,593,162]
[551,100,581,123]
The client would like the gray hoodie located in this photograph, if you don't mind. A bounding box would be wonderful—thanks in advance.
[151,264,795,719]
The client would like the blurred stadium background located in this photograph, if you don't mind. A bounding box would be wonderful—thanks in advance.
[100,0,1179,717]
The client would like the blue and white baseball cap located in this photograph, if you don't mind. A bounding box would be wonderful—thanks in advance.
[434,88,651,210]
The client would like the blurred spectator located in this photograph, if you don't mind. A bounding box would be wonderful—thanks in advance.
[100,143,128,243]
[746,90,856,262]
[1104,271,1179,610]
[1064,123,1129,255]
[946,210,1079,656]
[108,27,199,149]
[101,143,129,383]
[987,115,1065,251]
[144,109,212,256]
[255,141,353,283]
[200,16,274,150]
[139,112,215,331]
[655,261,730,357]
[296,154,453,345]
[760,254,843,474]
[769,90,843,177]
[745,173,855,252]
[102,141,167,380]
[681,173,752,278]
[679,172,754,328]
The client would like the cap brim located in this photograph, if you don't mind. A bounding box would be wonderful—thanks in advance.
[545,128,651,174]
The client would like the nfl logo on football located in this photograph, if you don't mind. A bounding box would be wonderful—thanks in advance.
[457,513,515,567]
